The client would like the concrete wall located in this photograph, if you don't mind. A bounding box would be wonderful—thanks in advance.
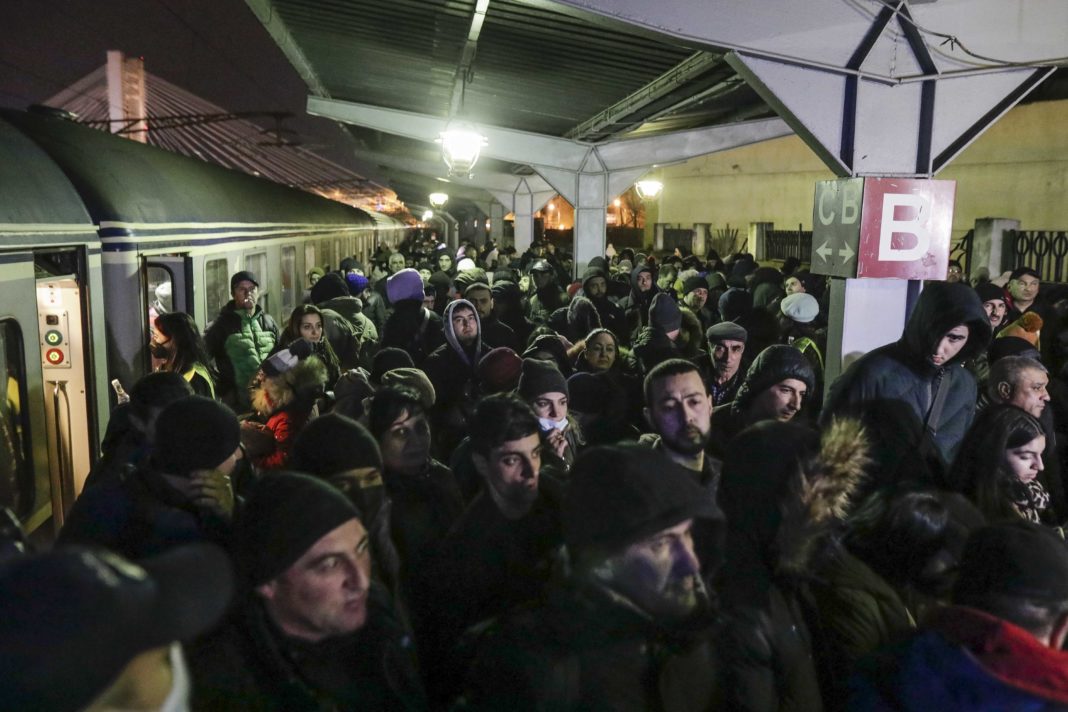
[655,99,1068,242]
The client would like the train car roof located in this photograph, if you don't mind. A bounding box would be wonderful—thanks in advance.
[1,109,373,230]
[0,115,98,245]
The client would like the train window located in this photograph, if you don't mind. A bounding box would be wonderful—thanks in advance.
[334,240,341,270]
[205,259,230,319]
[305,244,317,275]
[0,320,33,517]
[281,246,296,314]
[244,253,268,314]
[145,265,173,338]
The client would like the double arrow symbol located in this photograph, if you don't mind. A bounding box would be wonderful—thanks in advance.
[814,240,855,263]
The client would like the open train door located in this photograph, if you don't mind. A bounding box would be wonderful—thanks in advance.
[143,254,192,368]
[36,250,94,526]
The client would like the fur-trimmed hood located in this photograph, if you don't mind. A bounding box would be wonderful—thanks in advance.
[719,418,869,607]
[253,354,327,416]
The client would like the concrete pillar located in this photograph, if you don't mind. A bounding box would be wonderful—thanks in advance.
[749,222,772,260]
[514,190,534,254]
[972,217,1020,282]
[489,202,505,244]
[693,223,710,257]
[574,171,608,277]
[654,224,666,251]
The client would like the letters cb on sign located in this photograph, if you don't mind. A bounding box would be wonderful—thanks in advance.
[857,178,956,280]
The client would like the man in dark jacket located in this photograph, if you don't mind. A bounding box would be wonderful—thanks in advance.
[823,281,993,471]
[709,344,817,458]
[380,268,444,366]
[188,472,425,711]
[851,521,1068,710]
[462,444,724,711]
[204,270,279,410]
[633,292,682,376]
[462,282,518,351]
[618,262,657,337]
[695,321,748,407]
[422,299,489,457]
[526,258,568,325]
[418,395,564,705]
[579,267,628,344]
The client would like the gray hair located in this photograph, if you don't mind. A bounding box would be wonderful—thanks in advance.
[988,355,1047,402]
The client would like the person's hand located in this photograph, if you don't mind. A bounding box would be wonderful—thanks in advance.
[545,428,568,460]
[188,468,235,520]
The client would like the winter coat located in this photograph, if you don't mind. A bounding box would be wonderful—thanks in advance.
[823,281,993,471]
[547,297,603,345]
[632,326,678,377]
[617,263,657,338]
[189,587,425,712]
[204,301,279,409]
[478,315,519,351]
[462,579,722,711]
[693,351,744,408]
[318,296,378,353]
[362,289,387,334]
[527,285,568,326]
[380,300,445,366]
[802,542,916,709]
[423,299,487,458]
[850,605,1068,711]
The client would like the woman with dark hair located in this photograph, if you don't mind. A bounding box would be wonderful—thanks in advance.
[804,488,984,706]
[278,304,341,388]
[150,312,217,398]
[571,328,642,427]
[950,404,1055,525]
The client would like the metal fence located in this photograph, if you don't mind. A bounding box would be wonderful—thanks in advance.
[710,226,743,257]
[766,225,812,262]
[949,230,974,279]
[1008,230,1068,282]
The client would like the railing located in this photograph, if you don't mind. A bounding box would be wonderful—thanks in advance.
[949,229,974,279]
[1008,230,1068,283]
[662,227,694,253]
[710,226,743,258]
[766,224,812,262]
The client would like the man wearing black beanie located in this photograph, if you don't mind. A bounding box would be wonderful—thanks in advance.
[188,471,425,710]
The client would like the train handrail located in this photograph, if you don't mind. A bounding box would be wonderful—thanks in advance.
[46,380,73,528]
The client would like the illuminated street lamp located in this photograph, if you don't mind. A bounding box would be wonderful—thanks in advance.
[429,192,449,208]
[635,179,664,200]
[422,209,434,221]
[439,120,487,177]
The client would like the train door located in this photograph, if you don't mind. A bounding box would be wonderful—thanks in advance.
[36,257,93,525]
[143,255,191,368]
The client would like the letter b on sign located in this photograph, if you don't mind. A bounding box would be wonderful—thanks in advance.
[879,194,930,261]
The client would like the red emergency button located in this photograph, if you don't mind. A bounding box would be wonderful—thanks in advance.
[45,348,64,365]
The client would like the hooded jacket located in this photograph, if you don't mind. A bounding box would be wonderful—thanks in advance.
[423,300,488,458]
[380,299,445,366]
[822,281,992,471]
[579,268,628,343]
[617,263,658,336]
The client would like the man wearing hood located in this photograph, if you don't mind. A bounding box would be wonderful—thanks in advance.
[633,292,682,376]
[576,267,628,344]
[380,268,444,365]
[823,281,993,471]
[618,262,658,338]
[423,299,488,457]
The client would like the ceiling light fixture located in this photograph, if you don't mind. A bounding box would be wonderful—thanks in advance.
[635,179,664,200]
[439,120,487,177]
[428,192,449,208]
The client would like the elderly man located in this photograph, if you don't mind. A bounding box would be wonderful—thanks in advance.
[851,521,1068,709]
[204,270,279,410]
[463,444,724,710]
[696,321,748,406]
[1005,266,1043,322]
[189,471,424,710]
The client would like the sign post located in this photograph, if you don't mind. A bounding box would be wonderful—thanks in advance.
[814,177,956,393]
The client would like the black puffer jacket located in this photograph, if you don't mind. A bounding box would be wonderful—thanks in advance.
[822,281,992,471]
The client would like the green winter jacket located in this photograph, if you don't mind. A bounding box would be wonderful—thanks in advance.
[204,301,279,408]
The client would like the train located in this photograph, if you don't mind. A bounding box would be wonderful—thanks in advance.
[0,107,411,538]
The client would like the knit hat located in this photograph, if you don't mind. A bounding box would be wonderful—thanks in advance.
[491,280,520,301]
[567,371,613,414]
[151,396,240,475]
[455,270,489,294]
[0,543,233,712]
[705,321,748,344]
[954,520,1068,604]
[370,347,415,385]
[988,336,1041,363]
[261,346,301,377]
[530,259,553,273]
[780,293,820,323]
[719,288,753,322]
[732,344,817,416]
[581,267,607,294]
[1009,266,1040,282]
[236,471,360,585]
[563,444,723,559]
[706,272,727,291]
[477,347,523,394]
[682,275,707,296]
[456,257,476,272]
[290,413,382,477]
[386,268,425,304]
[346,272,369,295]
[998,312,1042,347]
[974,281,1006,305]
[309,272,350,304]
[381,367,436,409]
[518,358,568,400]
[649,292,682,332]
[230,270,258,291]
[522,334,572,376]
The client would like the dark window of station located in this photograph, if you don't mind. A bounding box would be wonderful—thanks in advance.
[0,320,34,518]
[281,246,296,315]
[205,258,230,319]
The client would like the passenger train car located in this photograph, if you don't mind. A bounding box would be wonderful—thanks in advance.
[0,108,409,537]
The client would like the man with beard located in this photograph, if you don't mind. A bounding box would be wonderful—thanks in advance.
[418,395,564,705]
[462,444,724,710]
[696,322,748,407]
[579,267,628,343]
[462,282,518,351]
[526,259,569,325]
[682,273,718,332]
[976,281,1009,334]
[618,262,658,337]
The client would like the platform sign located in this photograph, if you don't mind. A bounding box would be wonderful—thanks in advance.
[811,177,955,280]
[856,178,956,279]
[811,178,863,278]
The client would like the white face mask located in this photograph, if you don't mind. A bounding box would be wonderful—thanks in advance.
[158,643,191,712]
[538,416,568,432]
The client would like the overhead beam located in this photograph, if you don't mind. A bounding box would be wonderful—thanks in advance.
[450,0,491,115]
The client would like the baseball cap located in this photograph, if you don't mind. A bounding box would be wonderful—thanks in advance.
[230,270,259,291]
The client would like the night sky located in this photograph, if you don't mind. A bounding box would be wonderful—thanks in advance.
[1,0,374,175]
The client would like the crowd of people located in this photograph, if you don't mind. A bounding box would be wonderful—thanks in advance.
[3,233,1068,711]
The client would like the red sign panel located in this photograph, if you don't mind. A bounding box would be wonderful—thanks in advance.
[857,178,956,279]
